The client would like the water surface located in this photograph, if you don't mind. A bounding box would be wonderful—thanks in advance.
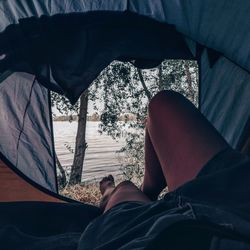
[53,121,125,182]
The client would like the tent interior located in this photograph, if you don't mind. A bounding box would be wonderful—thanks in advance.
[0,0,250,248]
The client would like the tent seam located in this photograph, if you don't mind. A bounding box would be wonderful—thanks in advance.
[15,76,36,168]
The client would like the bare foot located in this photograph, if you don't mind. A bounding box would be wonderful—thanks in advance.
[99,175,115,194]
[99,175,116,210]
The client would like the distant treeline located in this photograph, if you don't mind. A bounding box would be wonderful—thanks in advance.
[53,113,136,122]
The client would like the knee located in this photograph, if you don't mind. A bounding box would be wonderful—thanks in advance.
[148,90,185,115]
[115,180,137,190]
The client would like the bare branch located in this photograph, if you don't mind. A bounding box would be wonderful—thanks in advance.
[137,68,152,100]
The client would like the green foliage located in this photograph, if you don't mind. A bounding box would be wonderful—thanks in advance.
[92,59,198,182]
[51,92,79,116]
[52,59,198,185]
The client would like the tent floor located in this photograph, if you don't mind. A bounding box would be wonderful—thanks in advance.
[0,160,64,202]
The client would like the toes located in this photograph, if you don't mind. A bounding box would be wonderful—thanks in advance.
[99,175,115,195]
[100,175,115,185]
[100,177,108,184]
[107,175,114,184]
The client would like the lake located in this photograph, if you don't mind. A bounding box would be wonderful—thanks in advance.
[53,121,125,182]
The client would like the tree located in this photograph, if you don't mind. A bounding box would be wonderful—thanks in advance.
[92,59,198,183]
[51,90,89,187]
[68,89,89,185]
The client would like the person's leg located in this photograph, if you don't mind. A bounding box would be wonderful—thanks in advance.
[142,90,229,192]
[98,106,170,211]
[100,90,229,211]
[141,128,167,200]
[99,177,151,213]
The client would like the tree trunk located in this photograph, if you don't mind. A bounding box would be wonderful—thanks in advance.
[137,68,152,100]
[158,64,163,91]
[184,62,195,102]
[68,90,88,185]
[56,154,67,189]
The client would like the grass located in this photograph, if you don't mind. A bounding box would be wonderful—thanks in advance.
[60,183,101,206]
[59,179,168,206]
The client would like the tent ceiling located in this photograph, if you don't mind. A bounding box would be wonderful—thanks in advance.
[0,12,194,103]
[0,0,249,73]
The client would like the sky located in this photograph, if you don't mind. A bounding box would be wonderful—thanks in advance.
[52,99,102,116]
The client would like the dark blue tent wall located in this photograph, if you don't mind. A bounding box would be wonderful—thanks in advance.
[0,0,250,192]
[0,73,57,191]
[200,50,250,148]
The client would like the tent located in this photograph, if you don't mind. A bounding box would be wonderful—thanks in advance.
[0,0,250,249]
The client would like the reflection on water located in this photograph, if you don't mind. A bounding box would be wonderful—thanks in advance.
[53,121,125,182]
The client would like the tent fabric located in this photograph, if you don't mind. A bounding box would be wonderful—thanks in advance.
[0,201,101,250]
[0,160,68,202]
[200,50,250,148]
[0,72,57,191]
[0,12,193,103]
[0,0,249,73]
[0,202,100,236]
